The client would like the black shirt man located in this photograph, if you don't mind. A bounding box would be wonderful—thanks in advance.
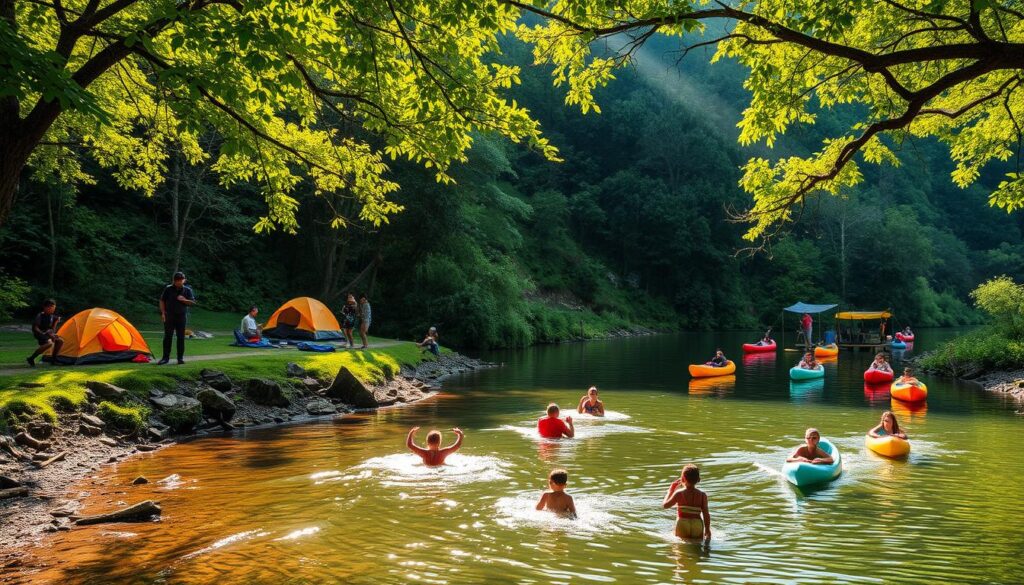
[158,272,196,364]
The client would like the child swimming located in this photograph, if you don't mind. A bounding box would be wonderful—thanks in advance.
[577,386,605,416]
[406,426,464,466]
[868,411,908,439]
[538,403,575,438]
[786,428,834,465]
[662,464,711,540]
[536,468,577,518]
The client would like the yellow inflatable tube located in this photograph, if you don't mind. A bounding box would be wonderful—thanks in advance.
[865,434,910,458]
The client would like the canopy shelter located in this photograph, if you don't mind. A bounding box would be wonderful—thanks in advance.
[46,308,152,365]
[834,309,894,351]
[780,302,838,349]
[262,297,344,341]
[835,311,892,320]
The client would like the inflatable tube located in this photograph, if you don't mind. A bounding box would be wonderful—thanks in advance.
[902,334,915,342]
[891,340,907,350]
[790,365,824,380]
[865,434,910,458]
[814,344,839,358]
[863,369,895,384]
[688,360,736,378]
[891,381,927,402]
[782,438,842,487]
[895,332,904,341]
[742,340,777,353]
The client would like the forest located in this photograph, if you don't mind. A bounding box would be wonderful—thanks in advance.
[1,37,1020,349]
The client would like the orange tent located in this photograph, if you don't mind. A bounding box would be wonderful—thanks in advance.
[47,308,152,365]
[262,297,344,341]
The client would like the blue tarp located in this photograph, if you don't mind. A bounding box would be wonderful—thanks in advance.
[783,302,838,314]
[296,342,336,352]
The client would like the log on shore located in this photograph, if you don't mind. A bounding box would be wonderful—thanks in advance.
[0,487,29,500]
[34,452,66,469]
[73,500,162,526]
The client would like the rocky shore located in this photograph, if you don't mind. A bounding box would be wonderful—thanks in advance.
[0,352,492,566]
[970,369,1024,410]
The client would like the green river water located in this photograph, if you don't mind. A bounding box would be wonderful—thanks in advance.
[8,330,1024,584]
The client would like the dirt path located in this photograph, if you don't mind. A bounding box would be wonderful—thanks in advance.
[0,339,404,377]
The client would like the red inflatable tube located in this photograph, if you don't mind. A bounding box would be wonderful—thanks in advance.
[742,340,776,353]
[864,369,895,384]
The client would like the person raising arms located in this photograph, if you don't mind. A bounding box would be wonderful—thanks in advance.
[406,426,464,466]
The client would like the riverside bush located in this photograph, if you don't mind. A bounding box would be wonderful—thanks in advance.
[97,401,149,433]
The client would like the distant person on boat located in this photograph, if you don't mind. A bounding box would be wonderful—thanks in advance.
[756,328,773,346]
[536,468,576,518]
[797,351,818,370]
[538,403,575,438]
[786,428,834,465]
[26,299,62,367]
[868,353,893,373]
[902,326,913,337]
[868,411,907,440]
[706,349,728,367]
[240,305,262,342]
[406,426,464,466]
[577,386,605,416]
[417,326,440,356]
[662,464,711,540]
[896,367,921,387]
[801,313,813,346]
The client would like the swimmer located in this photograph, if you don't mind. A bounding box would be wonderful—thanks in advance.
[896,367,921,387]
[868,411,907,439]
[406,426,464,466]
[786,428,834,465]
[537,403,575,439]
[535,468,576,518]
[576,386,605,417]
[662,464,711,540]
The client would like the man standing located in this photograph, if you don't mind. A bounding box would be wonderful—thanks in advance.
[357,293,371,349]
[801,313,813,348]
[241,305,261,341]
[159,271,196,364]
[26,299,62,367]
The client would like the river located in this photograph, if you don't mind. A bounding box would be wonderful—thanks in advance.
[8,330,1024,584]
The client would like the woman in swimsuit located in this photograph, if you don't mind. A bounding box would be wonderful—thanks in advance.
[868,411,907,439]
[662,464,711,540]
[577,386,605,416]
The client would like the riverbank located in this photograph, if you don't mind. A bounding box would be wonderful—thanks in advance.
[0,348,492,567]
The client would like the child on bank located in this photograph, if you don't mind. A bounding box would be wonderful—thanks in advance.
[662,464,711,540]
[536,468,577,518]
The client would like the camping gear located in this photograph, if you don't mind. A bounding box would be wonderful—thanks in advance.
[296,342,336,352]
[782,438,842,487]
[891,382,927,403]
[263,297,345,341]
[688,360,736,378]
[231,330,276,348]
[742,341,777,353]
[790,365,824,380]
[46,308,152,365]
[865,434,910,458]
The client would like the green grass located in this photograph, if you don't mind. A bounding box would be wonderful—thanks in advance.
[0,311,436,428]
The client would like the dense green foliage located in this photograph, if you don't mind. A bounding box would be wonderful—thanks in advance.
[3,37,1022,348]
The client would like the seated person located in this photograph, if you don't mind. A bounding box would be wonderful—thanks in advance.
[241,305,262,341]
[797,351,818,369]
[537,403,575,439]
[868,411,907,440]
[757,328,773,345]
[896,367,921,386]
[786,428,834,465]
[27,299,62,367]
[536,468,576,518]
[706,349,728,367]
[577,386,605,416]
[867,353,892,372]
[406,426,464,466]
[902,326,913,336]
[417,326,440,356]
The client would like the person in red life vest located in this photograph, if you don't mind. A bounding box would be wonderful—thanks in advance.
[537,403,575,439]
[801,313,813,347]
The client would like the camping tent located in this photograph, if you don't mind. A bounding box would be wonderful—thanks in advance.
[47,308,152,365]
[262,297,345,341]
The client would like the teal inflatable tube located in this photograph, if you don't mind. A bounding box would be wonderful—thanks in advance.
[891,340,907,350]
[789,365,824,380]
[782,438,842,487]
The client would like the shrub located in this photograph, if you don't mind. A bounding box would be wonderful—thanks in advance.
[97,401,149,433]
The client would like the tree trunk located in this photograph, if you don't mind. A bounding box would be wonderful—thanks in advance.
[46,188,57,290]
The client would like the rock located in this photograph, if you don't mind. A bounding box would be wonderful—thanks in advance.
[32,452,54,461]
[14,431,48,451]
[325,366,378,408]
[98,437,117,447]
[200,369,233,392]
[148,389,164,398]
[84,388,99,403]
[132,476,149,485]
[78,423,102,437]
[273,416,285,424]
[80,413,105,428]
[147,427,168,441]
[305,399,337,415]
[196,387,236,421]
[155,395,203,432]
[50,506,76,517]
[27,421,54,439]
[84,381,128,401]
[73,500,161,525]
[301,377,321,392]
[243,379,290,407]
[0,476,20,489]
[285,362,307,378]
[107,456,118,463]
[136,444,159,452]
[149,394,179,408]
